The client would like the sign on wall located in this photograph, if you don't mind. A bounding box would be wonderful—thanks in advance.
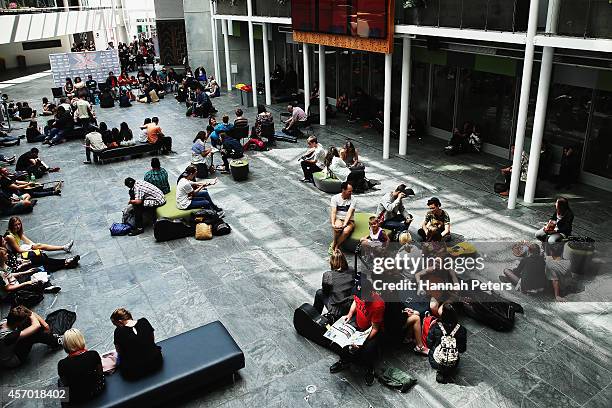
[49,50,120,87]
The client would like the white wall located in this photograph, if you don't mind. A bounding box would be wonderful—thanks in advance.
[0,35,71,70]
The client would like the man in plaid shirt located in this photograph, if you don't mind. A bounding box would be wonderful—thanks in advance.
[124,177,166,236]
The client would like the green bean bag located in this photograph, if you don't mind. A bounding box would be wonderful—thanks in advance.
[155,186,200,220]
[313,171,342,194]
[341,212,392,253]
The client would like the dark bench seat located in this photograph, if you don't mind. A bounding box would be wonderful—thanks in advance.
[92,143,160,164]
[80,321,244,408]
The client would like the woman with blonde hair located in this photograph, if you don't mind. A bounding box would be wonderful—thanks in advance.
[313,250,355,320]
[111,308,163,379]
[57,329,105,403]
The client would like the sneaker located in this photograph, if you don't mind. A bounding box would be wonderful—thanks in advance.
[328,242,334,256]
[49,167,60,172]
[414,345,429,356]
[43,285,62,294]
[63,240,74,253]
[436,372,447,384]
[364,369,375,386]
[128,227,144,236]
[329,360,349,374]
[83,160,92,164]
[66,255,80,268]
[300,178,310,183]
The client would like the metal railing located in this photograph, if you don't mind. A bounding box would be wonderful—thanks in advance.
[555,0,612,39]
[395,0,529,32]
[0,3,112,15]
[215,0,248,15]
[254,0,291,17]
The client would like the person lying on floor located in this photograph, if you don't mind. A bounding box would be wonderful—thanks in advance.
[0,166,61,198]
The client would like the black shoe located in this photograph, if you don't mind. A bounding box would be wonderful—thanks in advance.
[330,360,349,374]
[364,370,375,386]
[128,227,144,236]
[436,372,448,384]
[66,255,80,268]
[43,285,62,294]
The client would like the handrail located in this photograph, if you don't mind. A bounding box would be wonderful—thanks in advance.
[0,5,113,14]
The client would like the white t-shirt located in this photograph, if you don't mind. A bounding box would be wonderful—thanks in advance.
[328,156,350,182]
[313,143,326,168]
[176,178,194,210]
[75,99,91,119]
[330,193,356,221]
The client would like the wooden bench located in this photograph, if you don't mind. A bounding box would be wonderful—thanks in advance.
[92,144,160,164]
[79,321,245,408]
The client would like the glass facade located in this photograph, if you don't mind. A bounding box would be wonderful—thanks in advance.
[584,90,612,179]
[215,0,248,15]
[556,0,612,39]
[430,65,456,131]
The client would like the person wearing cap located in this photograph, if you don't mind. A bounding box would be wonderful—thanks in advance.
[418,197,451,242]
[376,184,414,239]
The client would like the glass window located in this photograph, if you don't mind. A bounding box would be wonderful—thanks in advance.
[351,0,387,38]
[457,69,517,148]
[319,0,350,35]
[325,50,337,99]
[460,0,487,29]
[410,62,430,126]
[337,50,352,98]
[370,53,385,101]
[584,90,612,179]
[543,84,592,149]
[431,65,456,131]
[292,0,316,32]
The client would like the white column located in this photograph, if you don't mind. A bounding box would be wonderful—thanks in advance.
[383,53,393,160]
[222,20,232,92]
[246,0,257,106]
[319,45,326,126]
[524,0,560,203]
[209,1,221,88]
[398,37,411,156]
[507,0,540,209]
[262,23,272,106]
[62,0,69,11]
[303,43,310,115]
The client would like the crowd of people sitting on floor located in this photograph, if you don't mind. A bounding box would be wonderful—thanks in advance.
[117,37,156,73]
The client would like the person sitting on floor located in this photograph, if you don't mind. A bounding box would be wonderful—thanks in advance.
[110,308,163,380]
[329,278,384,386]
[0,188,34,216]
[282,105,307,137]
[418,197,451,242]
[535,197,574,247]
[313,249,355,320]
[57,329,105,403]
[16,148,60,178]
[500,242,546,293]
[176,166,223,213]
[191,87,214,118]
[73,93,95,127]
[144,158,170,195]
[43,106,73,145]
[299,136,326,184]
[324,146,366,191]
[217,132,244,174]
[336,92,350,115]
[1,247,62,302]
[14,102,36,121]
[119,122,134,146]
[0,166,61,198]
[41,97,55,116]
[124,177,166,236]
[0,306,63,369]
[205,76,220,97]
[376,184,414,238]
[426,303,467,384]
[329,182,356,255]
[26,120,45,143]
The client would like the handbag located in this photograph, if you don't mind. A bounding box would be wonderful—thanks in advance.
[195,223,213,240]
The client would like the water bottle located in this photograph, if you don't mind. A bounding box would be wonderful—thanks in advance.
[30,173,35,184]
[94,94,100,105]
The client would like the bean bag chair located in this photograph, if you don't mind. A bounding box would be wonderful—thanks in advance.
[313,171,342,194]
[229,159,249,181]
[155,186,200,220]
[341,212,392,253]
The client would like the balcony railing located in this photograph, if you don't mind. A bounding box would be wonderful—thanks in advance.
[254,0,291,17]
[395,0,529,32]
[0,3,111,15]
[215,0,248,16]
[555,0,612,39]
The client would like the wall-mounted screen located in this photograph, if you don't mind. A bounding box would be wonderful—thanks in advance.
[291,0,388,39]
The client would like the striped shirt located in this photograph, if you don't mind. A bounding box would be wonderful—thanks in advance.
[132,180,166,207]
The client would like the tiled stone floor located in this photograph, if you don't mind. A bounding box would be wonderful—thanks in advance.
[0,71,610,408]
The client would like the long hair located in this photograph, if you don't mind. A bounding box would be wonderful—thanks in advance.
[439,304,459,327]
[324,146,339,169]
[7,216,23,236]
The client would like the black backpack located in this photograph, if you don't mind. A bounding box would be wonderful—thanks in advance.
[191,209,219,225]
[212,220,231,236]
[460,290,523,332]
[153,218,195,242]
[293,303,335,351]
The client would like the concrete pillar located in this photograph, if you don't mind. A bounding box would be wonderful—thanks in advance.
[383,53,392,160]
[209,1,221,88]
[507,0,540,209]
[524,0,560,203]
[246,0,257,106]
[222,19,232,92]
[62,0,69,11]
[262,23,272,106]
[318,45,326,126]
[303,43,310,115]
[398,37,411,156]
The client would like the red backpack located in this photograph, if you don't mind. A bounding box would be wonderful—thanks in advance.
[421,314,437,347]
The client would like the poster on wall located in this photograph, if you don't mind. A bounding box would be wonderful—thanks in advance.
[49,50,120,87]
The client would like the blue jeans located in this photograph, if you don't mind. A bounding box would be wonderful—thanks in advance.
[187,190,217,210]
[46,128,65,144]
[381,215,411,232]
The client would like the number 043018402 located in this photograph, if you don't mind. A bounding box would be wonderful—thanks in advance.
[2,387,69,402]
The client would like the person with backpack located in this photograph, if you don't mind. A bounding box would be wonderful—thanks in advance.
[426,303,466,383]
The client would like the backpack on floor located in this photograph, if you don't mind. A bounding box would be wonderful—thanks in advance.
[13,289,44,308]
[433,323,460,367]
[110,222,132,236]
[293,303,334,350]
[377,367,418,393]
[191,209,219,225]
[212,220,231,236]
[46,309,76,336]
[460,290,523,331]
[153,218,196,242]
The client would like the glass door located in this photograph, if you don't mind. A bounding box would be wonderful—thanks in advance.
[430,65,457,131]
